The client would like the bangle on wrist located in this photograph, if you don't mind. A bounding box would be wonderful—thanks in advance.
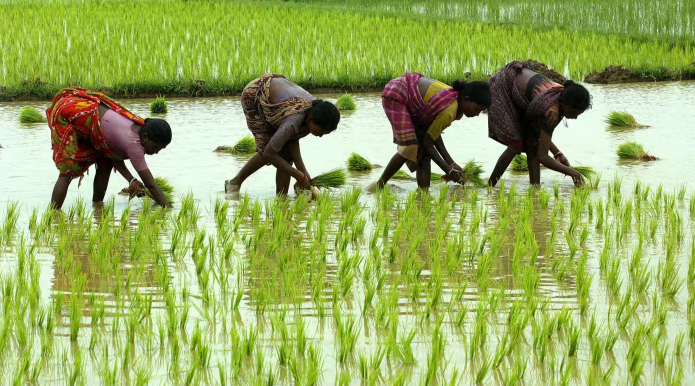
[554,151,563,159]
[129,178,136,184]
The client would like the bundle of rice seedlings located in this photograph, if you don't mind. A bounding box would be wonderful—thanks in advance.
[461,160,486,187]
[392,170,415,180]
[150,96,168,114]
[347,153,373,171]
[311,168,347,188]
[336,94,356,111]
[151,177,175,202]
[617,142,657,161]
[214,136,256,155]
[19,107,45,123]
[511,154,528,172]
[605,111,642,127]
[431,172,443,182]
[573,166,596,179]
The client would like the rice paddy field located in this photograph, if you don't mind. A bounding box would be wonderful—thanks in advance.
[1,0,695,99]
[2,1,695,385]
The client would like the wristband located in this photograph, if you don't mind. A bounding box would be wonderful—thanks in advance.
[129,178,137,184]
[554,151,563,159]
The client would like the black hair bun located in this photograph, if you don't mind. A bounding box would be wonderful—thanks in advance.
[452,80,468,92]
[563,80,576,87]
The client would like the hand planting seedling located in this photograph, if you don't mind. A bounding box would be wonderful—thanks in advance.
[617,142,657,161]
[19,107,45,123]
[441,160,485,187]
[120,176,175,202]
[310,168,347,188]
[605,111,646,127]
[336,94,356,111]
[150,96,168,114]
[214,136,256,155]
[573,166,596,179]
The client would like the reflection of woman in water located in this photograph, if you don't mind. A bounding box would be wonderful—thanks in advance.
[225,74,340,195]
[487,61,592,188]
[377,73,491,188]
[46,87,173,209]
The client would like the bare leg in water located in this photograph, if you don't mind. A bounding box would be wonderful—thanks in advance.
[92,160,113,204]
[225,153,266,193]
[416,155,431,189]
[527,152,541,186]
[488,146,521,187]
[276,167,292,195]
[51,176,73,210]
[376,153,407,188]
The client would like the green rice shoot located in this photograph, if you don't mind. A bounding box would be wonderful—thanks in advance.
[392,170,415,180]
[511,154,528,172]
[311,168,347,188]
[617,142,657,161]
[336,94,356,111]
[347,153,372,171]
[461,160,486,188]
[573,166,596,179]
[150,95,168,114]
[19,107,45,123]
[150,177,175,202]
[431,172,443,182]
[223,136,257,155]
[605,111,640,127]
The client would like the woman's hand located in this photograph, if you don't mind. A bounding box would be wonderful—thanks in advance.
[128,179,146,200]
[571,170,585,188]
[296,173,312,189]
[554,152,570,167]
[447,168,465,184]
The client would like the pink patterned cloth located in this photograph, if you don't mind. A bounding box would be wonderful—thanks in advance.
[488,61,564,154]
[381,72,459,146]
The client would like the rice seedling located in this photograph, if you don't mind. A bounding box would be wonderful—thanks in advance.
[311,168,347,188]
[150,95,168,113]
[511,154,528,172]
[617,142,658,161]
[391,170,415,180]
[460,160,486,187]
[347,153,373,171]
[216,136,256,155]
[19,107,45,123]
[574,166,596,179]
[336,94,356,111]
[604,110,644,127]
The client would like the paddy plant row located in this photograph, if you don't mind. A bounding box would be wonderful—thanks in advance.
[1,177,695,384]
[1,0,694,99]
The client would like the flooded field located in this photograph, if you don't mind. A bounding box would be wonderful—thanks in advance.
[1,81,695,385]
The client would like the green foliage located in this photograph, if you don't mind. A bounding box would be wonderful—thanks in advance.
[605,110,639,127]
[574,166,596,179]
[461,160,486,188]
[511,154,528,172]
[311,169,347,188]
[336,94,356,111]
[218,136,256,155]
[150,177,175,203]
[19,107,45,123]
[617,142,657,161]
[347,153,372,171]
[392,170,414,180]
[150,96,168,114]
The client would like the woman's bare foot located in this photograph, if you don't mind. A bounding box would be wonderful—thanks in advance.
[224,179,241,193]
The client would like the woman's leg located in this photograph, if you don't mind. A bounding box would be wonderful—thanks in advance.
[226,153,267,192]
[488,145,521,187]
[276,167,292,195]
[416,154,432,189]
[377,153,407,188]
[93,160,114,203]
[527,153,541,186]
[51,176,73,210]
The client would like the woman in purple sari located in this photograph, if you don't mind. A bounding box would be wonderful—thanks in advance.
[377,73,491,188]
[487,61,592,187]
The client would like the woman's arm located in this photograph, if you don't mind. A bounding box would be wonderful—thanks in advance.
[537,131,583,185]
[549,141,570,166]
[137,168,172,207]
[264,145,308,185]
[433,136,456,167]
[287,140,309,181]
[422,134,461,181]
[113,160,136,182]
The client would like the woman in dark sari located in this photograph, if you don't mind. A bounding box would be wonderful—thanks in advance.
[487,61,591,187]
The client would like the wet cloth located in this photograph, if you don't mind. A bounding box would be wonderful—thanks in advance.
[101,109,148,172]
[381,73,459,171]
[240,74,313,164]
[46,87,144,179]
[487,61,564,154]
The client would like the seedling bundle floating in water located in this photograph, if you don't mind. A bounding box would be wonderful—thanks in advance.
[19,107,45,123]
[617,142,657,161]
[347,153,373,171]
[214,136,256,155]
[511,154,528,172]
[605,111,645,127]
[150,95,168,113]
[391,170,415,180]
[335,94,356,111]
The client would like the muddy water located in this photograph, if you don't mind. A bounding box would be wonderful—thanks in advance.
[1,81,695,385]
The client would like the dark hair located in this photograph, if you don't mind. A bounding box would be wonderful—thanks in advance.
[141,118,172,144]
[452,80,491,109]
[308,99,340,134]
[561,80,592,110]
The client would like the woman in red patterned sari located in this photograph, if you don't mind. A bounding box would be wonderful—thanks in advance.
[487,61,592,187]
[378,73,491,188]
[47,87,173,209]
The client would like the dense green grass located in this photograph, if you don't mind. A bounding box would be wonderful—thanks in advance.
[1,0,693,99]
[347,153,373,171]
[336,94,356,111]
[150,96,168,114]
[605,111,643,127]
[617,142,657,161]
[19,107,45,123]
